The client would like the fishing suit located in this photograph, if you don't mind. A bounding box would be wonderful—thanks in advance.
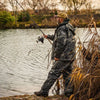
[37,19,76,96]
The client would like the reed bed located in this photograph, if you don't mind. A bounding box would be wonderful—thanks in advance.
[69,18,100,100]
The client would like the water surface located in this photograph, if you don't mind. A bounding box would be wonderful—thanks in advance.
[0,28,100,97]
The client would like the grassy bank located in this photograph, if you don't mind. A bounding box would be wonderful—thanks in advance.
[0,10,100,29]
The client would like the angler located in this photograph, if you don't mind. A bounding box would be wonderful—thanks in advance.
[34,12,76,97]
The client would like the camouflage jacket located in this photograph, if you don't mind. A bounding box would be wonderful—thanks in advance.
[47,19,76,61]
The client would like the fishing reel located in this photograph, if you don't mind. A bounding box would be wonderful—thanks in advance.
[36,36,44,43]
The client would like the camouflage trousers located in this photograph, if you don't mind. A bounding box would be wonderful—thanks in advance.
[40,60,73,95]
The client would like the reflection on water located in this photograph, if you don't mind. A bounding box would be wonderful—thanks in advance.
[0,28,99,97]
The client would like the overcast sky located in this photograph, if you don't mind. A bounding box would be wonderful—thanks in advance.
[57,0,100,10]
[92,0,100,9]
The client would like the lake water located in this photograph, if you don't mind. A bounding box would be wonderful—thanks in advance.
[0,28,100,97]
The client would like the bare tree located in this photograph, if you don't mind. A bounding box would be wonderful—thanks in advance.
[0,0,8,11]
[84,1,92,15]
[21,0,38,10]
[8,0,22,11]
[85,0,92,10]
[37,0,50,9]
[0,2,5,11]
[60,0,91,14]
[8,0,16,11]
[21,0,56,13]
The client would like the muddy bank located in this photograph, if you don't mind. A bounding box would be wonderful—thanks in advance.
[0,95,68,100]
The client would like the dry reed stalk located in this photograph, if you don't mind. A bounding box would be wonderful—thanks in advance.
[70,18,100,100]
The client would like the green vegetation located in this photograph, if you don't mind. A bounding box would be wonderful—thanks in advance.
[0,11,15,29]
[18,11,30,22]
[0,9,100,29]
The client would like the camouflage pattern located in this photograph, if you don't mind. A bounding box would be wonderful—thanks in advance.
[40,19,76,96]
[47,20,75,61]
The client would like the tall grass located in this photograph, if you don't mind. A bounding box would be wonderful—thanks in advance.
[70,18,100,100]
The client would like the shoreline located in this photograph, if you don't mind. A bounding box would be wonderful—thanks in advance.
[0,94,68,100]
[0,25,100,30]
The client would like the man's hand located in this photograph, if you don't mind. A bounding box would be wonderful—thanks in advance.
[43,34,47,38]
[54,57,59,61]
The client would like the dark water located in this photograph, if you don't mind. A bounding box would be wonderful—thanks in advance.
[0,28,100,97]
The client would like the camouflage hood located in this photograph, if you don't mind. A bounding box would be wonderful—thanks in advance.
[56,18,75,36]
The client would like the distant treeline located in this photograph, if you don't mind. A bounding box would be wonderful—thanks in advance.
[0,10,100,29]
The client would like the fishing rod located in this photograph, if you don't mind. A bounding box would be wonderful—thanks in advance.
[15,0,52,44]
